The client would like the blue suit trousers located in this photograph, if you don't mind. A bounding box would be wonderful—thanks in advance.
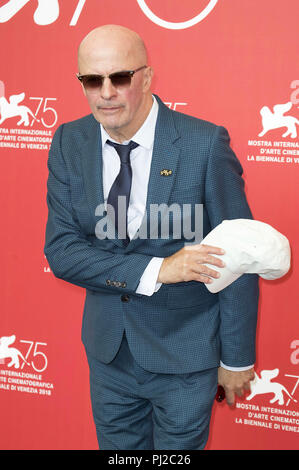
[85,331,218,450]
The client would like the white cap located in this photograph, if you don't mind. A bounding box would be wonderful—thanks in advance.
[200,219,291,293]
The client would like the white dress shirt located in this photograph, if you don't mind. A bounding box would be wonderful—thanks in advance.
[100,96,253,372]
[100,96,163,297]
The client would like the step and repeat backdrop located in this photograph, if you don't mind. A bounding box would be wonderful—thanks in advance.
[1,0,298,450]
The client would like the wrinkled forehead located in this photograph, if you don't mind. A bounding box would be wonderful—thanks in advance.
[78,34,146,75]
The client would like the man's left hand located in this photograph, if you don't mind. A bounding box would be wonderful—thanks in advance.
[217,366,255,407]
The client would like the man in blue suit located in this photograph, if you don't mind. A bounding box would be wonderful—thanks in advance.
[44,25,259,450]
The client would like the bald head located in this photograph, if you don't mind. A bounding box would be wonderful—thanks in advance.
[76,25,153,142]
[78,25,148,73]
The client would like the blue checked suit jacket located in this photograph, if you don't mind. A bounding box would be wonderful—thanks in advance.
[44,94,259,373]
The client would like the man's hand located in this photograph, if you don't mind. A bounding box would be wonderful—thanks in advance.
[218,366,255,407]
[157,244,225,284]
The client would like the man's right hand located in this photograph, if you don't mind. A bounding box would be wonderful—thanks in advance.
[157,244,225,284]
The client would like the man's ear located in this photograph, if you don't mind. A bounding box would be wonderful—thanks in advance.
[77,73,87,97]
[81,83,87,97]
[143,66,154,92]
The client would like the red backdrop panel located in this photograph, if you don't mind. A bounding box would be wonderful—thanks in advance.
[0,0,298,449]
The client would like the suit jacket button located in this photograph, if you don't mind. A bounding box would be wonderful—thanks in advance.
[121,294,130,302]
[115,281,121,287]
[106,279,111,286]
[121,282,126,288]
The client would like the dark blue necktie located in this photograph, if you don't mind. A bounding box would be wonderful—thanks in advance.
[106,140,139,245]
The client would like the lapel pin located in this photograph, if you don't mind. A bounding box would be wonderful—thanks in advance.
[160,169,172,176]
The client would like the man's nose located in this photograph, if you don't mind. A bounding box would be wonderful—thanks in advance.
[100,77,117,100]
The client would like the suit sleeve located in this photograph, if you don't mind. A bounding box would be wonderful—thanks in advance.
[205,125,259,368]
[44,124,153,295]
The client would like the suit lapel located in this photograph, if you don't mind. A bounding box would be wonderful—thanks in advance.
[128,96,181,249]
[146,95,181,208]
[81,115,127,248]
[81,116,104,218]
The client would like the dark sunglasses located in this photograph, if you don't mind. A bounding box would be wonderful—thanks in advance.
[77,65,147,92]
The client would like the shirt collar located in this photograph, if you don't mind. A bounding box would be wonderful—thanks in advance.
[100,95,158,151]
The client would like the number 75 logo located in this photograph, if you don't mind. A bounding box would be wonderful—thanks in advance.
[29,97,57,128]
[19,340,48,372]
